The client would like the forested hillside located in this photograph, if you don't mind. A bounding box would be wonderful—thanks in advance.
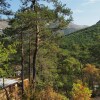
[0,0,100,100]
[59,22,100,98]
[62,22,100,66]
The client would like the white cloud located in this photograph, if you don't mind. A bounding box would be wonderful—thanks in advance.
[82,0,100,5]
[88,0,98,3]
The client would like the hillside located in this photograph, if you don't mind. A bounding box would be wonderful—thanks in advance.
[63,22,100,46]
[61,21,100,65]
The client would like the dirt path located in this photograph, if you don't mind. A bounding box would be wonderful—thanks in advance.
[93,97,100,100]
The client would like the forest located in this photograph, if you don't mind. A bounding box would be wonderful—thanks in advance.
[0,0,100,100]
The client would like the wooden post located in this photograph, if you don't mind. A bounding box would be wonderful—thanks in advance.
[3,77,4,88]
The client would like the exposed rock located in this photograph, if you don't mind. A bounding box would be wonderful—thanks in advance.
[0,20,9,30]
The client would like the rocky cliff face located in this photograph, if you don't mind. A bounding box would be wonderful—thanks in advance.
[0,20,9,30]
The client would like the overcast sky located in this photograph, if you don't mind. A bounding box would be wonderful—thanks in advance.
[6,0,100,26]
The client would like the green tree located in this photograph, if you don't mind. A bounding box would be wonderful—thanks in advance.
[2,0,72,98]
[0,42,16,77]
[9,0,72,91]
[0,0,12,15]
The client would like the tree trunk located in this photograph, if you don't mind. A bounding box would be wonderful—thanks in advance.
[80,63,84,83]
[32,0,39,90]
[21,32,24,94]
[4,88,10,100]
[32,24,39,90]
[29,35,31,82]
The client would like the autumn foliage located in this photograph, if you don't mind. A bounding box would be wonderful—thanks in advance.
[72,81,92,100]
[35,86,69,100]
[83,64,99,75]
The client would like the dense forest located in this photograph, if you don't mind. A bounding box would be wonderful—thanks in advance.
[0,0,100,100]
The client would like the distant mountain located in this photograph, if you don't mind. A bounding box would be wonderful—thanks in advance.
[49,22,88,35]
[0,20,88,35]
[62,21,100,47]
[0,20,9,29]
[0,20,9,35]
[63,23,88,34]
[96,20,100,25]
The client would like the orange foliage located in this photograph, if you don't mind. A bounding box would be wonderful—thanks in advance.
[23,79,29,89]
[35,86,68,100]
[83,64,99,75]
[72,81,92,100]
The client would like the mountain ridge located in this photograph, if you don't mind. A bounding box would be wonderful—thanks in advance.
[0,20,88,34]
[63,22,88,34]
[61,21,100,65]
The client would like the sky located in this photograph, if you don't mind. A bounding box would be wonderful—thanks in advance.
[6,0,100,26]
[66,0,100,26]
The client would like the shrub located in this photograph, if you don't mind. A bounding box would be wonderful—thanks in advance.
[35,86,69,100]
[72,81,92,100]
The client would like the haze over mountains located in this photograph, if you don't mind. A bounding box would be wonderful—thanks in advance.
[63,23,88,34]
[0,20,88,34]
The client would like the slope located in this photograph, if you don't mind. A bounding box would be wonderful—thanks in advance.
[61,22,100,65]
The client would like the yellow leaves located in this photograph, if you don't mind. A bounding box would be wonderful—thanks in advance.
[83,64,100,87]
[72,81,92,100]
